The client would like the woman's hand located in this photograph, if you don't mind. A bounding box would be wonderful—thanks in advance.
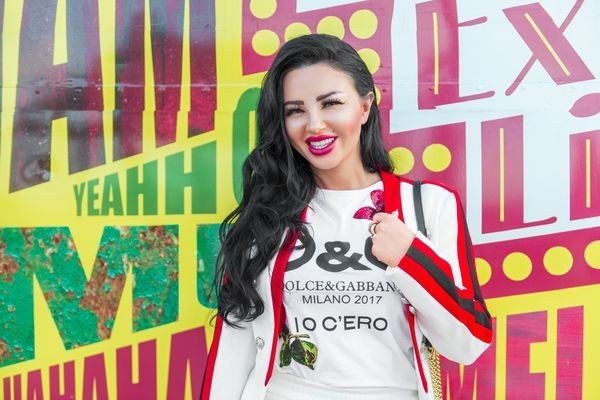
[370,212,416,267]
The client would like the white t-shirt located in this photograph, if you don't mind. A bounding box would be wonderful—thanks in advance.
[276,181,417,390]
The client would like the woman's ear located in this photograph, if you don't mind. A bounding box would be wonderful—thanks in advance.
[361,92,375,124]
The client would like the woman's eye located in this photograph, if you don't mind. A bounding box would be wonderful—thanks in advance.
[322,99,343,108]
[285,108,302,116]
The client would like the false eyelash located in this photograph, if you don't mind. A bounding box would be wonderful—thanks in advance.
[322,98,343,107]
[284,107,302,116]
[284,98,343,116]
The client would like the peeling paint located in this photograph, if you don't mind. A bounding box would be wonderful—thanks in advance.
[0,225,179,368]
[0,229,35,367]
[0,252,20,283]
[131,226,179,331]
[0,338,9,360]
[196,224,219,308]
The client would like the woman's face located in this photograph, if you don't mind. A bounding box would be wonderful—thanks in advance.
[282,63,373,179]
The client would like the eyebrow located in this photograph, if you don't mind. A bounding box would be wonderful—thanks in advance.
[283,91,341,106]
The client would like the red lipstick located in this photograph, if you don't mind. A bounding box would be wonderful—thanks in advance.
[305,135,337,156]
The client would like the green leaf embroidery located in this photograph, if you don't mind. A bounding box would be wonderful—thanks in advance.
[290,338,318,370]
[280,341,292,367]
[279,329,318,370]
[279,332,291,368]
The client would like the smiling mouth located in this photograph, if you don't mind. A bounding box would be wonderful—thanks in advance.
[305,136,337,156]
[308,137,335,149]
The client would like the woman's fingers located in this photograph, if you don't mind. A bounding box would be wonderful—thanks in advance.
[371,212,387,223]
[368,221,378,236]
[369,211,415,266]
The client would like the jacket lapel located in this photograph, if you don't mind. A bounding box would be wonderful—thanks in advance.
[380,170,404,220]
[264,207,308,385]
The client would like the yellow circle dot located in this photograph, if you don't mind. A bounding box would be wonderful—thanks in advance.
[374,86,381,105]
[389,147,415,176]
[584,240,600,269]
[422,143,452,172]
[543,246,573,275]
[502,252,532,281]
[316,16,345,39]
[252,29,280,57]
[249,0,277,19]
[349,9,378,39]
[284,22,311,41]
[357,48,381,74]
[475,258,492,286]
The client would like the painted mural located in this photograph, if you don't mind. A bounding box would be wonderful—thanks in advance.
[1,0,599,399]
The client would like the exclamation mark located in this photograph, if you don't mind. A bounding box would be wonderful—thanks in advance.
[433,12,439,95]
[500,128,505,221]
[586,138,591,208]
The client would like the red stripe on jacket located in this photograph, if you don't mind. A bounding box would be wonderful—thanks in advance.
[264,229,300,385]
[381,170,404,219]
[200,314,224,400]
[399,253,492,342]
[395,186,493,343]
[265,207,307,385]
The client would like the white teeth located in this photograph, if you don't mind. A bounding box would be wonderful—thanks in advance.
[309,138,335,149]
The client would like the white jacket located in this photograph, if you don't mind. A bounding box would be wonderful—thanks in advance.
[201,171,493,400]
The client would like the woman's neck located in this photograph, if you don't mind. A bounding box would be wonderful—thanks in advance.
[312,168,380,190]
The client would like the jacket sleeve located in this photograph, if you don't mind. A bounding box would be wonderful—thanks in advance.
[385,184,492,365]
[201,314,256,400]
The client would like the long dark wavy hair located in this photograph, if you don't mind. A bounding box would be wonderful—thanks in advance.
[216,34,392,326]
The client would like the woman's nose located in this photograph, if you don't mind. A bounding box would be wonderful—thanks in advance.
[306,110,326,134]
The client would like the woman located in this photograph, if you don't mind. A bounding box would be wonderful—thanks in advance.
[201,34,492,400]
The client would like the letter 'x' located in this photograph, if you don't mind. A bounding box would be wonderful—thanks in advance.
[504,0,593,95]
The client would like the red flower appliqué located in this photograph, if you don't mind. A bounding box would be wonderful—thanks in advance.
[353,189,384,220]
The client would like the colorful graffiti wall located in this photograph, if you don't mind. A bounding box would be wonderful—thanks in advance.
[1,0,599,399]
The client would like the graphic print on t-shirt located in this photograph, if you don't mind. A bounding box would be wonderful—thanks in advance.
[278,183,415,389]
[279,324,318,370]
[353,188,384,220]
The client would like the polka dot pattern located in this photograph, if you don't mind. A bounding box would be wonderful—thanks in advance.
[284,22,311,41]
[422,144,452,172]
[584,240,600,269]
[502,252,532,281]
[249,0,277,19]
[374,86,381,105]
[357,48,381,74]
[252,29,280,56]
[316,16,345,39]
[349,9,378,39]
[389,147,415,175]
[475,257,492,286]
[543,246,573,275]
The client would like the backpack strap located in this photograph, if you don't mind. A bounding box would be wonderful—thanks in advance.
[410,180,436,395]
[413,180,429,238]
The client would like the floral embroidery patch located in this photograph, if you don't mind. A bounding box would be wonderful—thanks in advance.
[352,189,384,220]
[279,325,318,370]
